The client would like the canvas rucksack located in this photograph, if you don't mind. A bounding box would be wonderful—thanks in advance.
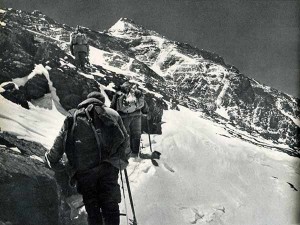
[65,103,127,172]
[65,105,103,172]
[72,33,88,45]
[116,93,145,114]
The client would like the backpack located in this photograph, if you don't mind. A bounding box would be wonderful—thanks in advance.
[65,103,127,172]
[72,33,88,45]
[65,105,102,172]
[114,93,145,114]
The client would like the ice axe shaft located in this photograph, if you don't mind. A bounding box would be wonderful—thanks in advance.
[124,169,138,225]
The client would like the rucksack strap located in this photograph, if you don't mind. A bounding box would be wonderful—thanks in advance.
[70,110,79,141]
[85,106,102,162]
[70,105,103,163]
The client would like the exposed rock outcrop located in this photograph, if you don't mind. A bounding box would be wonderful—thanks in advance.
[0,132,75,225]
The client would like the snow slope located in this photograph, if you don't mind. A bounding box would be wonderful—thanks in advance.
[1,92,299,224]
[0,95,64,149]
[124,106,300,225]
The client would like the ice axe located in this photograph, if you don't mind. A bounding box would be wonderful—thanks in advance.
[146,118,161,160]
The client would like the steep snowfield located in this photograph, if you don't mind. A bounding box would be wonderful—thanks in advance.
[0,95,64,149]
[0,87,299,224]
[124,106,300,225]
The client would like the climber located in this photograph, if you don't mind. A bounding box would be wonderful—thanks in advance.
[70,26,89,71]
[45,91,130,225]
[110,82,149,158]
[170,97,180,111]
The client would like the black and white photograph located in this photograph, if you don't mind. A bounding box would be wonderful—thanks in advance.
[0,0,299,225]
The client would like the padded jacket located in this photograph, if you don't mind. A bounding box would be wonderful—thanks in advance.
[45,98,130,174]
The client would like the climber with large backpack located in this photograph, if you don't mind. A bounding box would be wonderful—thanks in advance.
[110,82,149,158]
[45,91,130,225]
[70,25,89,71]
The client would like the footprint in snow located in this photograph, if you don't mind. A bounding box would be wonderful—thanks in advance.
[142,165,152,173]
[190,208,204,224]
[163,162,175,173]
[180,206,225,225]
[271,177,298,191]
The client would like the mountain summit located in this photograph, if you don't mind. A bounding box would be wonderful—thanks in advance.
[108,17,162,39]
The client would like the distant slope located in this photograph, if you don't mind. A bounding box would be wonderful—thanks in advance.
[108,18,300,151]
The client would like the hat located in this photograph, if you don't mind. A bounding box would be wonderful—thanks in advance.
[87,91,105,103]
[120,82,132,93]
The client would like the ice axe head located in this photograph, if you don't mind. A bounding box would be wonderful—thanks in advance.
[151,151,161,159]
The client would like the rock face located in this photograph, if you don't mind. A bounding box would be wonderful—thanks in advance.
[0,133,74,225]
[0,150,60,225]
[1,82,29,109]
[49,68,100,110]
[23,74,50,100]
[0,26,35,83]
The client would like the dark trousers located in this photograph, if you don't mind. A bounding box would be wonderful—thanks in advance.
[76,163,121,225]
[75,51,87,69]
[122,115,142,154]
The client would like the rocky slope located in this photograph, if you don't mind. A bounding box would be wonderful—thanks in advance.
[0,8,166,225]
[108,17,300,151]
[0,8,166,128]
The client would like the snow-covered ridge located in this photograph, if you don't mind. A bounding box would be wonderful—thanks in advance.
[108,17,161,39]
[106,16,300,150]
